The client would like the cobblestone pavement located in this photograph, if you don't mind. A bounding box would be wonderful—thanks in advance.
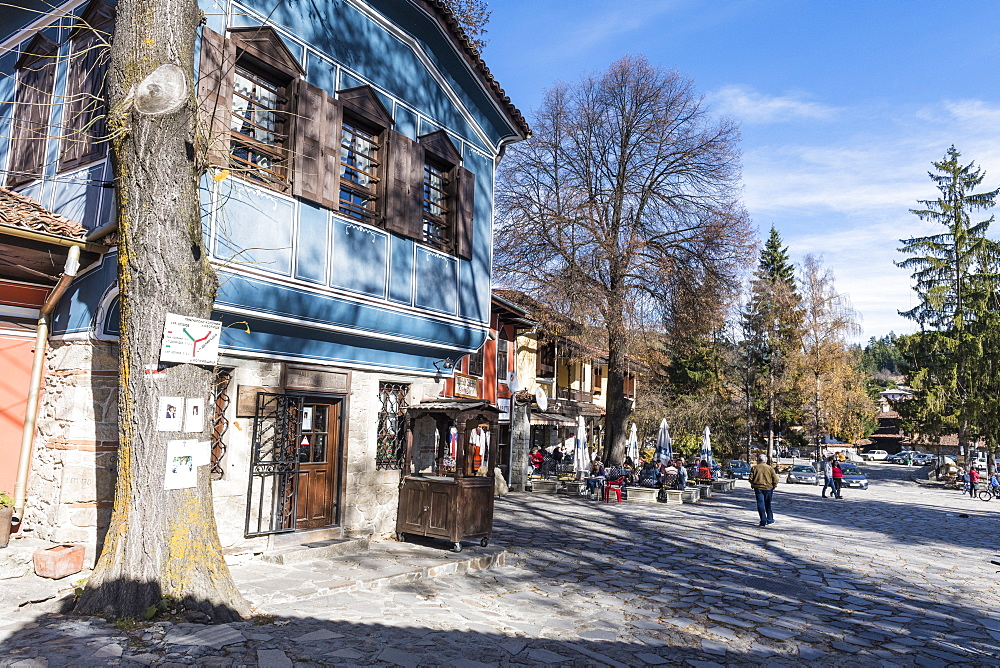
[2,463,999,666]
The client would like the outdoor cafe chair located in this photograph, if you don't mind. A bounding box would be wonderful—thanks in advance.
[604,476,626,503]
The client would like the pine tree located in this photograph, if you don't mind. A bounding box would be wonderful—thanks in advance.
[897,146,1000,463]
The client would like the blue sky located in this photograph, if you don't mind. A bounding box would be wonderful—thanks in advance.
[481,0,1000,342]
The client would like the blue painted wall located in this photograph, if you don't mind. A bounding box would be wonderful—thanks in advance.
[4,0,523,375]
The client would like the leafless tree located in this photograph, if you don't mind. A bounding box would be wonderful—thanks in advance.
[495,56,754,464]
[441,0,491,52]
[797,255,874,447]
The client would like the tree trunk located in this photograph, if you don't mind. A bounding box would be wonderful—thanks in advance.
[76,0,249,621]
[602,319,630,465]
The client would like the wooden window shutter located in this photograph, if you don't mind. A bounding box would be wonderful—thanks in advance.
[196,27,236,168]
[384,130,424,240]
[291,80,327,204]
[57,0,114,172]
[454,167,476,260]
[320,95,342,209]
[7,35,57,187]
[59,33,105,170]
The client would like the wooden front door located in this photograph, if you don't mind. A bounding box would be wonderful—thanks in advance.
[295,400,341,529]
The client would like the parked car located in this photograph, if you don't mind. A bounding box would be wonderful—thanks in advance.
[838,463,869,489]
[861,449,888,461]
[912,452,939,466]
[786,464,819,485]
[887,451,920,464]
[726,460,751,480]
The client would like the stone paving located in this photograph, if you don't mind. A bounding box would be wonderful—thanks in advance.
[2,463,999,666]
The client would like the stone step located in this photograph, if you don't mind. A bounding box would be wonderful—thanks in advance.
[260,536,369,565]
[232,542,507,608]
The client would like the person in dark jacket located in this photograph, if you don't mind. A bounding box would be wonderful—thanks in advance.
[749,454,779,527]
[821,456,837,499]
[638,460,661,488]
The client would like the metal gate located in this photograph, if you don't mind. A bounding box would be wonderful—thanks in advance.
[245,392,304,537]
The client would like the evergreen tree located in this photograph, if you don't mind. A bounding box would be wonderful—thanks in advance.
[861,333,903,378]
[897,146,999,462]
[759,226,796,285]
[741,227,803,459]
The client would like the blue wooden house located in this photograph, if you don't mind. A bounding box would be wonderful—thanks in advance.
[0,0,527,555]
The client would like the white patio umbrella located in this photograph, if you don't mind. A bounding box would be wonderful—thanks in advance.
[656,419,673,464]
[700,426,716,468]
[575,416,589,472]
[626,423,639,462]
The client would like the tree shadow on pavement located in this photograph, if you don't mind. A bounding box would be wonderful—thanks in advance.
[2,488,998,666]
[486,490,1000,664]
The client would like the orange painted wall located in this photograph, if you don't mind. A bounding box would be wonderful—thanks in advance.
[0,334,34,494]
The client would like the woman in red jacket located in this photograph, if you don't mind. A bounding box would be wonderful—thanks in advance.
[969,467,981,498]
[831,461,844,499]
[697,460,713,482]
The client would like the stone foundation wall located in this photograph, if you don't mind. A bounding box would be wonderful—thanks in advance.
[23,342,445,559]
[24,339,119,564]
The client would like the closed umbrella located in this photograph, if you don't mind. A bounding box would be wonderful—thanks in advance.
[575,416,589,473]
[656,419,673,465]
[627,423,639,462]
[701,426,715,468]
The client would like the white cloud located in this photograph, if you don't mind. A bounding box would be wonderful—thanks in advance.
[942,99,1000,125]
[738,97,1000,340]
[707,85,838,124]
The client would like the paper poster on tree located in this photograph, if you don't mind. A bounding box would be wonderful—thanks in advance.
[159,312,222,364]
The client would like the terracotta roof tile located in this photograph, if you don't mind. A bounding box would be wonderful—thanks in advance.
[0,187,87,240]
[421,1,530,139]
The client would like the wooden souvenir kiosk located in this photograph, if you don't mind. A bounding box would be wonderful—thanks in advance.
[395,399,500,552]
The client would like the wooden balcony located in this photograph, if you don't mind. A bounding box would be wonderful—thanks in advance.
[556,385,593,403]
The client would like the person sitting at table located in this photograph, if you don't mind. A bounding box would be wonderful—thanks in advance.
[529,446,545,474]
[696,459,713,483]
[637,460,660,488]
[623,457,637,482]
[674,458,688,488]
[586,459,606,498]
[660,461,678,489]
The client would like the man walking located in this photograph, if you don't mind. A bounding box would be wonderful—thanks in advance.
[750,454,779,527]
[821,456,836,499]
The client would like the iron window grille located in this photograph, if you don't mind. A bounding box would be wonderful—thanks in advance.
[230,66,288,186]
[210,368,233,480]
[339,120,381,224]
[422,161,451,250]
[376,382,409,470]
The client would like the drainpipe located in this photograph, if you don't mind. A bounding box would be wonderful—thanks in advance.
[12,245,81,525]
[85,220,118,243]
